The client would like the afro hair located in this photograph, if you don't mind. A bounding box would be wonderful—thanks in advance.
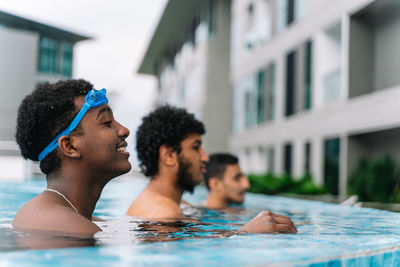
[15,79,93,174]
[136,105,205,177]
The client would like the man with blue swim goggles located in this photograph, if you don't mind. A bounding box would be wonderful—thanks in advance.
[38,88,108,161]
[14,79,131,236]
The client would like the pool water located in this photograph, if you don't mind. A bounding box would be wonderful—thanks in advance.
[1,177,400,266]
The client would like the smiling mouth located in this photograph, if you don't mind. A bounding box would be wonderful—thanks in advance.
[117,142,128,154]
[117,147,127,152]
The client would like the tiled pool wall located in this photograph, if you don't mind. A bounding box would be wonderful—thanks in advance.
[295,247,400,267]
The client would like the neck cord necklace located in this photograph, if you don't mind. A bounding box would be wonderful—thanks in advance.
[44,188,79,213]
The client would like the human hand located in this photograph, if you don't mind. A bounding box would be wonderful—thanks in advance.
[240,211,297,234]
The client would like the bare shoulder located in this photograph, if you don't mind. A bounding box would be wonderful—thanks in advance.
[127,189,182,219]
[13,196,100,236]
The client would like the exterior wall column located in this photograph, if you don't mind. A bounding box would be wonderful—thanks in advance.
[339,134,348,197]
[293,139,304,178]
[312,136,323,186]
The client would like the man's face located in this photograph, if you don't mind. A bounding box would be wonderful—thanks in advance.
[217,164,250,204]
[73,96,131,178]
[176,133,209,193]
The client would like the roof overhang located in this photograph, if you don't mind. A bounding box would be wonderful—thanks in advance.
[137,0,202,75]
[0,10,90,43]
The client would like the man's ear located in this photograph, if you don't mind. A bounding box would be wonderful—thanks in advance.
[58,135,81,159]
[159,145,178,167]
[209,177,221,191]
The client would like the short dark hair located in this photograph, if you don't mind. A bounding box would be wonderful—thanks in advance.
[204,153,238,190]
[15,79,94,175]
[136,105,205,177]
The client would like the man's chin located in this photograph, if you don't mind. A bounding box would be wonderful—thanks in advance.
[177,181,197,194]
[114,162,132,177]
[230,198,245,205]
[184,185,195,194]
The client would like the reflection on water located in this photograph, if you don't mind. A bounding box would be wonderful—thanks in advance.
[2,178,400,266]
[0,207,247,251]
[0,224,96,251]
[94,207,247,247]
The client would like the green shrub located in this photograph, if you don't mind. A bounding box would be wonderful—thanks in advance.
[248,173,326,195]
[348,155,400,203]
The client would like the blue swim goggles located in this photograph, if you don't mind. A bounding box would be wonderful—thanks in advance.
[38,89,108,161]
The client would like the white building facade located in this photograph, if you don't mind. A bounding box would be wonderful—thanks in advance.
[138,0,233,154]
[231,0,400,196]
[0,11,89,179]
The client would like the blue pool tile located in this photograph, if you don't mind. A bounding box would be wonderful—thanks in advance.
[383,252,393,267]
[345,258,356,267]
[327,260,341,267]
[357,256,370,267]
[371,254,383,267]
[309,262,326,267]
[393,251,400,267]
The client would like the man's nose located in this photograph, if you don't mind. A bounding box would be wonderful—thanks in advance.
[116,121,130,138]
[243,176,250,190]
[201,148,209,162]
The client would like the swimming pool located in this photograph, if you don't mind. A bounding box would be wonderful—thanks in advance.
[1,176,400,266]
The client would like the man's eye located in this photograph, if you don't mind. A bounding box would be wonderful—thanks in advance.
[104,121,112,127]
[235,176,242,181]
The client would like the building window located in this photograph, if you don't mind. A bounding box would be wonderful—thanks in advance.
[287,0,295,25]
[256,70,264,123]
[39,37,74,77]
[244,0,273,50]
[245,90,254,127]
[324,137,340,195]
[39,37,58,73]
[276,0,287,33]
[257,63,275,123]
[295,0,307,20]
[236,64,275,131]
[276,0,297,32]
[304,40,312,110]
[61,43,73,77]
[324,68,341,103]
[245,2,255,49]
[208,0,217,39]
[265,63,275,121]
[285,51,296,117]
[304,142,311,175]
[321,23,342,104]
[285,41,311,116]
[244,76,257,127]
[283,143,293,176]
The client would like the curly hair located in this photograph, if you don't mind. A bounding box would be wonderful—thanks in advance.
[136,105,205,177]
[204,153,238,190]
[15,79,94,175]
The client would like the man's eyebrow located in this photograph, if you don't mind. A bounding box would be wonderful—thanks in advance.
[96,106,113,119]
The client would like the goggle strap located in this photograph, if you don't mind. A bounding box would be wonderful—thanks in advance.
[66,103,90,133]
[38,101,92,161]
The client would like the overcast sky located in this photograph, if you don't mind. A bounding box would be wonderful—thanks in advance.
[0,0,167,168]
